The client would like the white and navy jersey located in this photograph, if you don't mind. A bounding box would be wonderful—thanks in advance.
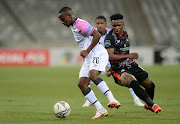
[71,18,106,60]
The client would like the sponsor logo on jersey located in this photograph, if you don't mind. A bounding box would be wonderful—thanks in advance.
[120,47,129,51]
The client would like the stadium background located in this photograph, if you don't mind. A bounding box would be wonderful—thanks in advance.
[0,0,180,123]
[0,0,180,66]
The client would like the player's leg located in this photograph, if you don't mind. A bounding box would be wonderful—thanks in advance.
[79,62,108,119]
[129,88,144,106]
[134,65,161,113]
[140,77,155,100]
[82,81,93,107]
[89,69,120,109]
[120,72,160,112]
[140,77,161,113]
[78,77,108,119]
[89,52,120,109]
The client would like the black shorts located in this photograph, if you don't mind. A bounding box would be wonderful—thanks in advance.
[112,62,148,86]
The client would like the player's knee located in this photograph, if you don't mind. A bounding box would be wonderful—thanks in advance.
[130,80,139,88]
[120,73,135,87]
[78,79,85,89]
[141,77,153,88]
[89,70,99,81]
[78,81,83,89]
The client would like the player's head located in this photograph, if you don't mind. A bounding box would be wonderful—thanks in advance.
[58,7,74,28]
[110,13,124,34]
[95,16,107,34]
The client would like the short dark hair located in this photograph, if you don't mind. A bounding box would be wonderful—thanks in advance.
[110,13,123,21]
[96,16,106,22]
[59,7,72,14]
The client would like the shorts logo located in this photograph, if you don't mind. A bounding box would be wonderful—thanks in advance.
[93,57,99,64]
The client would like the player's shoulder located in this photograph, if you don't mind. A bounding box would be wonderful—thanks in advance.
[75,18,89,26]
[106,28,111,33]
[105,30,114,39]
[123,31,128,36]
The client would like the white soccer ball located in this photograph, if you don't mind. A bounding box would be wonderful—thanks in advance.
[53,101,71,118]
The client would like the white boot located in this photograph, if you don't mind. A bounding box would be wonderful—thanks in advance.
[82,99,92,107]
[134,99,144,106]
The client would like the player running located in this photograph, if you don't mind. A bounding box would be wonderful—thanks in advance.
[104,13,162,114]
[58,7,120,119]
[82,15,144,107]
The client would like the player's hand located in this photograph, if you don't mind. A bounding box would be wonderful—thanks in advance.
[106,67,112,77]
[106,70,112,77]
[129,53,139,59]
[80,50,89,59]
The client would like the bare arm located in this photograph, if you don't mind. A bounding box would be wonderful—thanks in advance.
[80,29,101,58]
[107,48,139,61]
[87,29,101,53]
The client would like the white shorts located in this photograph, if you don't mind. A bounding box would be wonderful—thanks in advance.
[79,50,108,78]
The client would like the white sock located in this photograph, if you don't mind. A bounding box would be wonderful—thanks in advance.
[129,88,139,102]
[85,90,104,111]
[97,80,117,103]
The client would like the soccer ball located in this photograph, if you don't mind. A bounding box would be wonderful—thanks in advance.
[53,101,71,118]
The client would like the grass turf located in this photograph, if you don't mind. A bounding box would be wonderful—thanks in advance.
[0,65,180,124]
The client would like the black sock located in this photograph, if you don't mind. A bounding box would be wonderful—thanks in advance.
[145,81,155,100]
[82,87,91,96]
[94,78,103,85]
[130,80,154,107]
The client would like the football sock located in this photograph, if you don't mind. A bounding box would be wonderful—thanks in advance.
[82,87,103,110]
[129,88,139,101]
[94,78,117,103]
[130,80,154,107]
[145,81,155,100]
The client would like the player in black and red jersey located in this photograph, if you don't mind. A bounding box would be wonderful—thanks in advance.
[104,13,162,114]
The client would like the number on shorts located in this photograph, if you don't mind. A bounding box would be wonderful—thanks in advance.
[93,57,99,64]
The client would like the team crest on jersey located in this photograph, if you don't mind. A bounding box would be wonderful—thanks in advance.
[105,40,111,47]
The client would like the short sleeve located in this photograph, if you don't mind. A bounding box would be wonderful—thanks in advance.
[104,34,115,49]
[75,20,94,36]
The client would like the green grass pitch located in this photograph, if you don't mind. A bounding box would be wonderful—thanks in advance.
[0,65,180,124]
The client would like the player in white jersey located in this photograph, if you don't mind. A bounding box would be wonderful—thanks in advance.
[58,7,120,119]
[82,16,144,107]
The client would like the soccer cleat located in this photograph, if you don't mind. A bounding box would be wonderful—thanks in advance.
[91,108,108,119]
[108,102,121,109]
[152,104,162,114]
[82,100,92,107]
[134,100,144,106]
[144,104,154,112]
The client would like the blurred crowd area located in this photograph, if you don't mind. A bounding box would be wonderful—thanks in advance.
[0,0,180,49]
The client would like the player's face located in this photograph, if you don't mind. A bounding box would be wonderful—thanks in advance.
[96,19,107,34]
[58,12,72,28]
[111,19,124,34]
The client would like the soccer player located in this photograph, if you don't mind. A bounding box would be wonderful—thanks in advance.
[104,13,162,114]
[58,7,120,119]
[82,15,144,107]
